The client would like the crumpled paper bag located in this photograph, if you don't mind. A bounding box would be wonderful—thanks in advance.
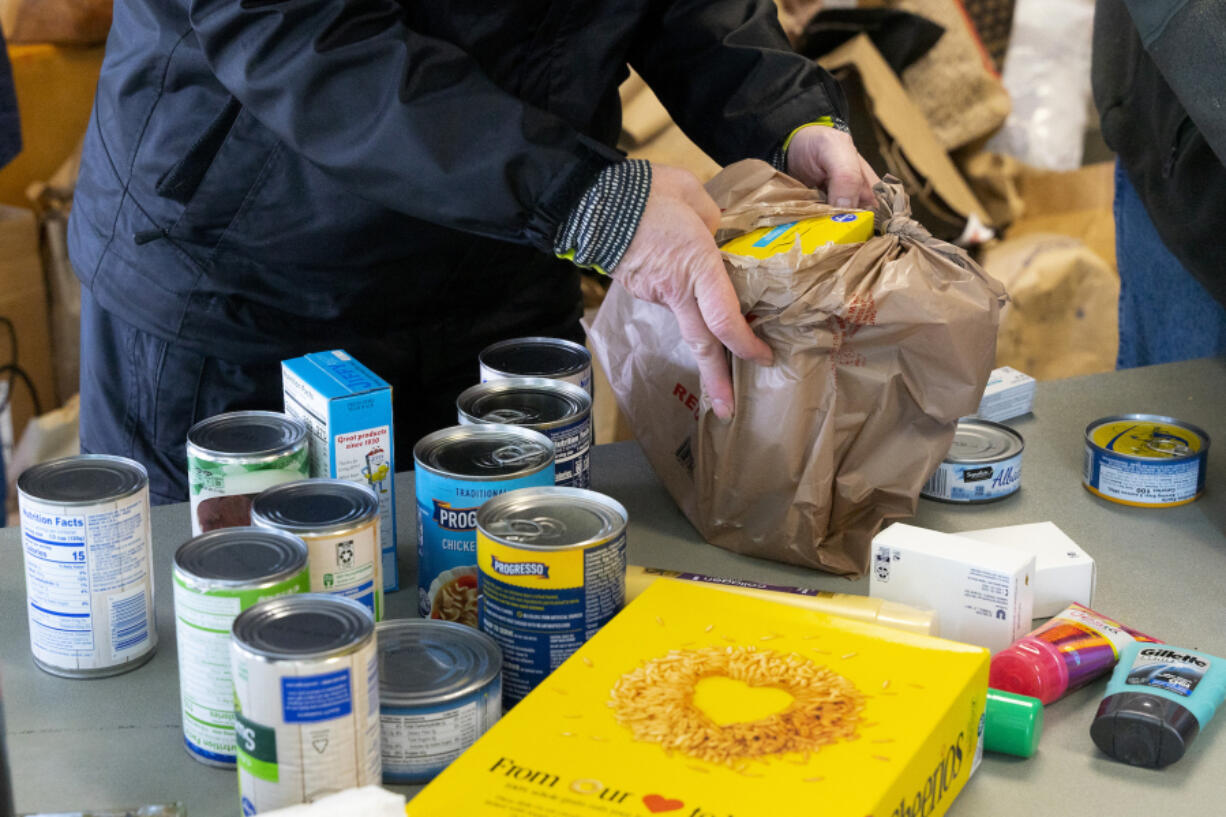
[589,160,1006,577]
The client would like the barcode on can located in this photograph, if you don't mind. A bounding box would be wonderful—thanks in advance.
[922,467,948,498]
[111,588,151,653]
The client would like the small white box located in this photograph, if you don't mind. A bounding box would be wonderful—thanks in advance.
[960,521,1095,618]
[870,523,1035,653]
[969,366,1035,422]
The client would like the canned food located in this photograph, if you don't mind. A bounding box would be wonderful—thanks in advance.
[414,425,555,626]
[251,479,383,620]
[458,377,592,489]
[17,455,157,678]
[231,594,380,815]
[921,419,1024,504]
[1084,415,1209,507]
[187,411,309,536]
[479,336,593,396]
[476,487,628,706]
[173,527,310,767]
[376,620,502,784]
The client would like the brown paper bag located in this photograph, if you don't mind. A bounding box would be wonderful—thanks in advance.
[589,160,1005,577]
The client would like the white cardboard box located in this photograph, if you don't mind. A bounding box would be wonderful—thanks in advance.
[969,366,1035,422]
[870,523,1035,653]
[960,521,1095,618]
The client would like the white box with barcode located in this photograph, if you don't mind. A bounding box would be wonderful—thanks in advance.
[960,521,1095,618]
[870,523,1034,653]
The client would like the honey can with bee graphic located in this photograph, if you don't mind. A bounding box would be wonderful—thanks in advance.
[1083,415,1209,507]
[251,479,383,620]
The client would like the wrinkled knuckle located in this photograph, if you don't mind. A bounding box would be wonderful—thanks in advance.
[684,336,722,360]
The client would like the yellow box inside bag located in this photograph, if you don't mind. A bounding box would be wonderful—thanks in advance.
[719,212,874,259]
[408,580,989,817]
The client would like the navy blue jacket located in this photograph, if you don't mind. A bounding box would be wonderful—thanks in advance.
[0,24,19,169]
[69,0,846,358]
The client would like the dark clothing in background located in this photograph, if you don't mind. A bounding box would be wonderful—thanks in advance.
[0,24,20,169]
[1093,0,1226,307]
[71,0,847,502]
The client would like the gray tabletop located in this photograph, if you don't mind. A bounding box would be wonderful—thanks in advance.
[3,357,1225,816]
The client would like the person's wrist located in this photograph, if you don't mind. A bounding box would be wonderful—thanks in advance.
[553,159,652,276]
[768,116,850,172]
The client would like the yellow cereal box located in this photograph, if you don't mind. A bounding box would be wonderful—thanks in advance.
[407,580,988,817]
[719,212,874,259]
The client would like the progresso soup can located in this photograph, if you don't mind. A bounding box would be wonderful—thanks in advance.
[251,479,383,620]
[187,411,309,535]
[479,336,593,396]
[231,594,380,815]
[457,377,592,489]
[173,527,310,767]
[476,487,628,706]
[1083,415,1210,507]
[414,425,555,627]
[17,455,157,678]
[376,619,502,784]
[921,419,1024,503]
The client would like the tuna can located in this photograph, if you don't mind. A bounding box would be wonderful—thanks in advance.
[173,527,310,767]
[17,455,157,678]
[457,377,592,489]
[921,419,1024,503]
[251,480,383,621]
[231,594,380,815]
[414,425,555,626]
[376,619,502,784]
[479,336,593,396]
[187,411,309,536]
[476,487,628,706]
[1083,415,1210,507]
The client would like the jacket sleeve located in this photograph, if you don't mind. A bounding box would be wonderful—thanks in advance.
[627,0,848,166]
[186,0,623,252]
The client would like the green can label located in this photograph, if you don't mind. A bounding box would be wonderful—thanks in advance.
[235,711,279,782]
[188,448,309,535]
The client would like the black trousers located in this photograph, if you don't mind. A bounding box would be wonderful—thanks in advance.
[79,286,583,505]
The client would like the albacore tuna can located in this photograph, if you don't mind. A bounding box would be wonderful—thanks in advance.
[922,419,1024,503]
[1083,415,1209,507]
[187,411,309,536]
[231,594,380,815]
[414,425,555,627]
[17,455,157,678]
[477,487,628,706]
[173,527,310,767]
[457,377,592,489]
[479,336,593,396]
[376,619,502,784]
[251,479,383,620]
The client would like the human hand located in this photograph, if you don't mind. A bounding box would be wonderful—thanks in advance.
[612,164,773,420]
[785,124,879,208]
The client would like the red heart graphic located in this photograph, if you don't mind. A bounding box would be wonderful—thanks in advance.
[642,794,685,813]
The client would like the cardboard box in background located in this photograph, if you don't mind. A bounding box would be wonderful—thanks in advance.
[0,204,57,451]
[1011,161,1116,271]
[410,580,989,817]
[282,350,398,592]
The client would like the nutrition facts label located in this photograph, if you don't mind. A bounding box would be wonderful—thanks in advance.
[20,492,154,672]
[382,698,498,780]
[1094,457,1200,504]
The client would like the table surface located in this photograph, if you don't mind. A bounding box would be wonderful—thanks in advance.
[3,357,1225,816]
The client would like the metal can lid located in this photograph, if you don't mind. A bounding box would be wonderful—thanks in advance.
[477,487,627,550]
[17,454,147,505]
[414,424,554,481]
[174,527,309,587]
[943,419,1024,464]
[186,411,307,462]
[479,336,591,379]
[376,620,501,706]
[457,378,591,430]
[1085,414,1209,460]
[232,593,374,661]
[250,479,379,534]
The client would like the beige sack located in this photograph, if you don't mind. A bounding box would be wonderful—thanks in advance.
[590,160,1005,577]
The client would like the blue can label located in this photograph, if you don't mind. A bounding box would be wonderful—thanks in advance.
[478,531,627,706]
[416,467,555,624]
[549,415,592,489]
[380,678,501,784]
[922,452,1022,503]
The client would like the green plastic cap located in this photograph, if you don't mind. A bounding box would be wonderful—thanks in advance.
[985,688,1044,757]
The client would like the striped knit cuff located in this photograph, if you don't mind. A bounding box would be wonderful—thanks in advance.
[768,116,851,171]
[554,159,652,276]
